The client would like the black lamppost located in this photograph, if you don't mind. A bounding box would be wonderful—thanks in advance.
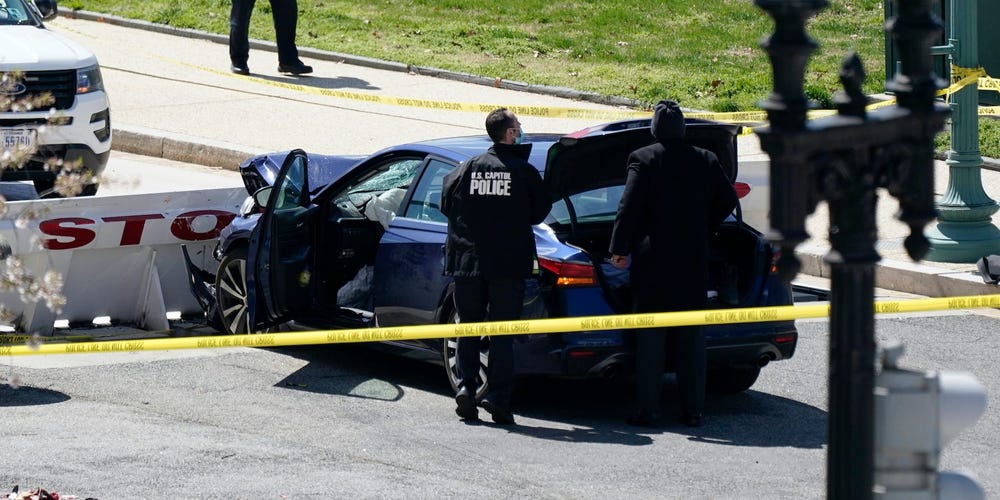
[753,0,949,498]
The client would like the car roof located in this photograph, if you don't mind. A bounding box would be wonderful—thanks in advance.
[244,120,739,199]
[397,134,564,173]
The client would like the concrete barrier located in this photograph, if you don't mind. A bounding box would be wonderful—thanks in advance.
[0,188,246,334]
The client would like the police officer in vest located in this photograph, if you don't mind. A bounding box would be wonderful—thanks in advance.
[441,108,551,425]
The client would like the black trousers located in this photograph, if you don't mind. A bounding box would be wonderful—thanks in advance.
[452,276,524,405]
[230,0,300,65]
[634,324,705,418]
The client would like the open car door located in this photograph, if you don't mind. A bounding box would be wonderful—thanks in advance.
[247,149,318,330]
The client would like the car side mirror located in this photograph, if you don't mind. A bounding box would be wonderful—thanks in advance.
[253,186,272,210]
[34,0,58,20]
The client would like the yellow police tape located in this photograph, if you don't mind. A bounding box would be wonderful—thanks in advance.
[177,54,1000,124]
[3,294,999,357]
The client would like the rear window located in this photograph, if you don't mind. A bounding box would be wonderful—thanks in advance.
[546,185,624,226]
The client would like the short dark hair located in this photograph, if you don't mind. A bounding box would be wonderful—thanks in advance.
[486,108,515,143]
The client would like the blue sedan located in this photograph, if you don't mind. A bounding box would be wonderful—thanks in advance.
[186,119,797,396]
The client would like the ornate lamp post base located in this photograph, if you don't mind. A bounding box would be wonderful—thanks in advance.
[924,0,1000,262]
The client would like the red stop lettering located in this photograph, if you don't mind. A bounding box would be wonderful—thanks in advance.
[40,218,96,250]
[101,214,166,246]
[170,210,236,241]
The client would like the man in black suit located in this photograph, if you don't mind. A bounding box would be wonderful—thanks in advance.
[609,100,737,427]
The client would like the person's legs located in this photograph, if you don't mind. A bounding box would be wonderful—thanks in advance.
[675,325,706,426]
[268,0,301,65]
[452,277,488,421]
[229,0,255,67]
[481,277,524,407]
[633,326,665,419]
[453,277,487,394]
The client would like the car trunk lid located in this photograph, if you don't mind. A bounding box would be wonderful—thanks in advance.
[543,119,741,200]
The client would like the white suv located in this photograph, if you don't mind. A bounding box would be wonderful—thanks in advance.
[1,0,110,197]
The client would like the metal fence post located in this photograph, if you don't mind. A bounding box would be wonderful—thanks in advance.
[753,0,950,497]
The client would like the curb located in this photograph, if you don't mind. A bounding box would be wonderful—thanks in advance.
[112,124,261,171]
[796,244,997,297]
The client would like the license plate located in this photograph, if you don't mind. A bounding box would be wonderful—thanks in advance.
[1,128,37,150]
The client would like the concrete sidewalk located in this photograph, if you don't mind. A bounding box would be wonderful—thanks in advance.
[52,11,1000,299]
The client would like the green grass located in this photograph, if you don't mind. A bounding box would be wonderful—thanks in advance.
[936,118,1000,159]
[67,0,998,157]
[69,0,887,111]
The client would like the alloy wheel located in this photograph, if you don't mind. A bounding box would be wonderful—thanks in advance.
[215,247,250,334]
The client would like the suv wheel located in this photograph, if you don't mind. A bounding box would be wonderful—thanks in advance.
[441,308,490,401]
[215,247,250,334]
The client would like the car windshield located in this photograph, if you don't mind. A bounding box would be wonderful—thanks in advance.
[0,0,36,25]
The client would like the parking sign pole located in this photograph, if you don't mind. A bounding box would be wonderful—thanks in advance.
[753,0,949,497]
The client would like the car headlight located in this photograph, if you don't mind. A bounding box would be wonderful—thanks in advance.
[76,64,105,95]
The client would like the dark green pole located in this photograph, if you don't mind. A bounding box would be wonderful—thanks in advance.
[925,0,1000,262]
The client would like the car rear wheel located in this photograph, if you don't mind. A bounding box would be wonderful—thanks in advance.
[707,365,761,394]
[215,246,251,334]
[442,308,490,401]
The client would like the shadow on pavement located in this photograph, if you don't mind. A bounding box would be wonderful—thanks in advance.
[270,343,826,449]
[248,74,379,91]
[268,343,445,402]
[0,384,71,407]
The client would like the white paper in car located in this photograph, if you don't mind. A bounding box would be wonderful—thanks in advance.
[363,188,407,229]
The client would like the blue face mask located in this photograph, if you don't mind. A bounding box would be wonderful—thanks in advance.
[514,127,524,145]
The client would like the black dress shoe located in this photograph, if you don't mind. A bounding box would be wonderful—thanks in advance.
[626,409,661,428]
[230,63,250,75]
[681,413,704,428]
[454,387,478,421]
[277,62,313,75]
[479,398,515,425]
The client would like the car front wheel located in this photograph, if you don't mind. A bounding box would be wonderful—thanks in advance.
[442,309,490,401]
[215,246,251,334]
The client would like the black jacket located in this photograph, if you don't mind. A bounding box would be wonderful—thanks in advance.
[441,143,551,278]
[608,139,737,310]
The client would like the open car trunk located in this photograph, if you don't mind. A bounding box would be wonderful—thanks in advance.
[543,119,769,313]
[548,220,771,314]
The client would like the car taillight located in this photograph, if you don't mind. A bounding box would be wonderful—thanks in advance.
[770,248,781,274]
[537,256,596,287]
[734,182,751,199]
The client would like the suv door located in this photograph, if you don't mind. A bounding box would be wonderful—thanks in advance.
[248,149,316,329]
